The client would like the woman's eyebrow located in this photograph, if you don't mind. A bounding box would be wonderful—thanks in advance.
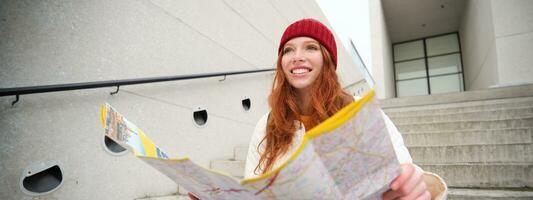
[303,40,319,45]
[283,43,295,48]
[284,40,319,47]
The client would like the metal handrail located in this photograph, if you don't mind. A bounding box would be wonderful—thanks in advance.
[0,68,275,105]
[349,39,375,87]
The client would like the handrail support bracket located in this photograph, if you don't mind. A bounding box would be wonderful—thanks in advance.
[11,95,19,106]
[110,85,120,95]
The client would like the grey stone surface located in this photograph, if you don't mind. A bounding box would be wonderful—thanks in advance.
[409,144,533,164]
[403,128,532,146]
[421,163,533,188]
[491,0,533,86]
[385,86,533,189]
[449,188,533,200]
[397,117,533,133]
[385,97,533,117]
[381,84,533,108]
[459,0,499,91]
[391,107,533,124]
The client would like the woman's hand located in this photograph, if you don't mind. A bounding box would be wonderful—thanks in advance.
[382,163,431,200]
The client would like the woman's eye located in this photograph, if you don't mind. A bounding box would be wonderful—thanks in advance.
[282,48,294,54]
[306,45,319,50]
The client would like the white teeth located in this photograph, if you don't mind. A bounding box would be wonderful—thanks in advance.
[292,68,310,74]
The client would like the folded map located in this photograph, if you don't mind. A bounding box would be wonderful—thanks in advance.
[99,90,400,199]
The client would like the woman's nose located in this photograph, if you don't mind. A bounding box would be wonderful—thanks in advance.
[292,49,305,62]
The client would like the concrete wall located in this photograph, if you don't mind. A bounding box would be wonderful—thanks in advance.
[491,0,533,87]
[459,0,499,90]
[369,0,395,99]
[0,0,361,199]
[460,0,533,90]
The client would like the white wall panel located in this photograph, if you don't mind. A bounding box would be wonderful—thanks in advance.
[0,0,362,199]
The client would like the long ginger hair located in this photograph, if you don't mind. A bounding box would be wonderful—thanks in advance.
[255,45,353,174]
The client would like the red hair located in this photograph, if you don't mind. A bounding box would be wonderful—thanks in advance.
[255,45,353,174]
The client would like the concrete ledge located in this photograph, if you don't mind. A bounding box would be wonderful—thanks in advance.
[397,117,533,132]
[403,128,532,146]
[381,84,533,109]
[391,107,533,124]
[420,163,533,188]
[385,97,533,116]
[449,188,533,200]
[409,144,533,163]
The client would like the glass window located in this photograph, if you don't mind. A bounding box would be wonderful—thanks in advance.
[397,78,429,97]
[426,34,459,56]
[393,33,464,97]
[395,59,426,80]
[393,40,424,61]
[428,53,462,76]
[430,74,464,94]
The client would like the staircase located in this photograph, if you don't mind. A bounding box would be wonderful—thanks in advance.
[208,85,533,199]
[381,84,533,199]
[210,146,248,180]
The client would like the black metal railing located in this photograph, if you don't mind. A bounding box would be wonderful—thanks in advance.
[0,68,275,105]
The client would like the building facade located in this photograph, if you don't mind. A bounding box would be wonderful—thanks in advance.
[1,0,532,199]
[370,0,533,99]
[0,0,362,199]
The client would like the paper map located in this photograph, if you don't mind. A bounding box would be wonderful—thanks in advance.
[99,90,400,199]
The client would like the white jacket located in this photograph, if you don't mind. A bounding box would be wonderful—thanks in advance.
[244,111,447,199]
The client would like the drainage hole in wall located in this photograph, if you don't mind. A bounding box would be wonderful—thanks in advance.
[104,135,127,154]
[193,109,208,126]
[242,98,251,111]
[22,165,63,194]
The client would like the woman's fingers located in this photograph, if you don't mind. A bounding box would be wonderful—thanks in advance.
[383,164,428,200]
[398,175,427,200]
[397,165,424,196]
[390,164,415,190]
[383,164,415,200]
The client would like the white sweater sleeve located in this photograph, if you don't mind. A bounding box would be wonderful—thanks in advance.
[381,110,413,164]
[244,112,269,179]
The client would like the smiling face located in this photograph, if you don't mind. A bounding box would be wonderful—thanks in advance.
[280,37,324,93]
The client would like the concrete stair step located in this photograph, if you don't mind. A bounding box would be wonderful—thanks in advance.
[381,85,533,109]
[403,128,532,146]
[384,97,533,116]
[408,144,533,164]
[390,107,533,124]
[385,101,533,118]
[420,163,533,188]
[397,117,533,132]
[210,160,245,179]
[448,188,533,200]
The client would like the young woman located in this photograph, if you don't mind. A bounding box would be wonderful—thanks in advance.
[244,18,447,200]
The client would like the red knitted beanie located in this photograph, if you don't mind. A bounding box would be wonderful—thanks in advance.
[278,18,337,68]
